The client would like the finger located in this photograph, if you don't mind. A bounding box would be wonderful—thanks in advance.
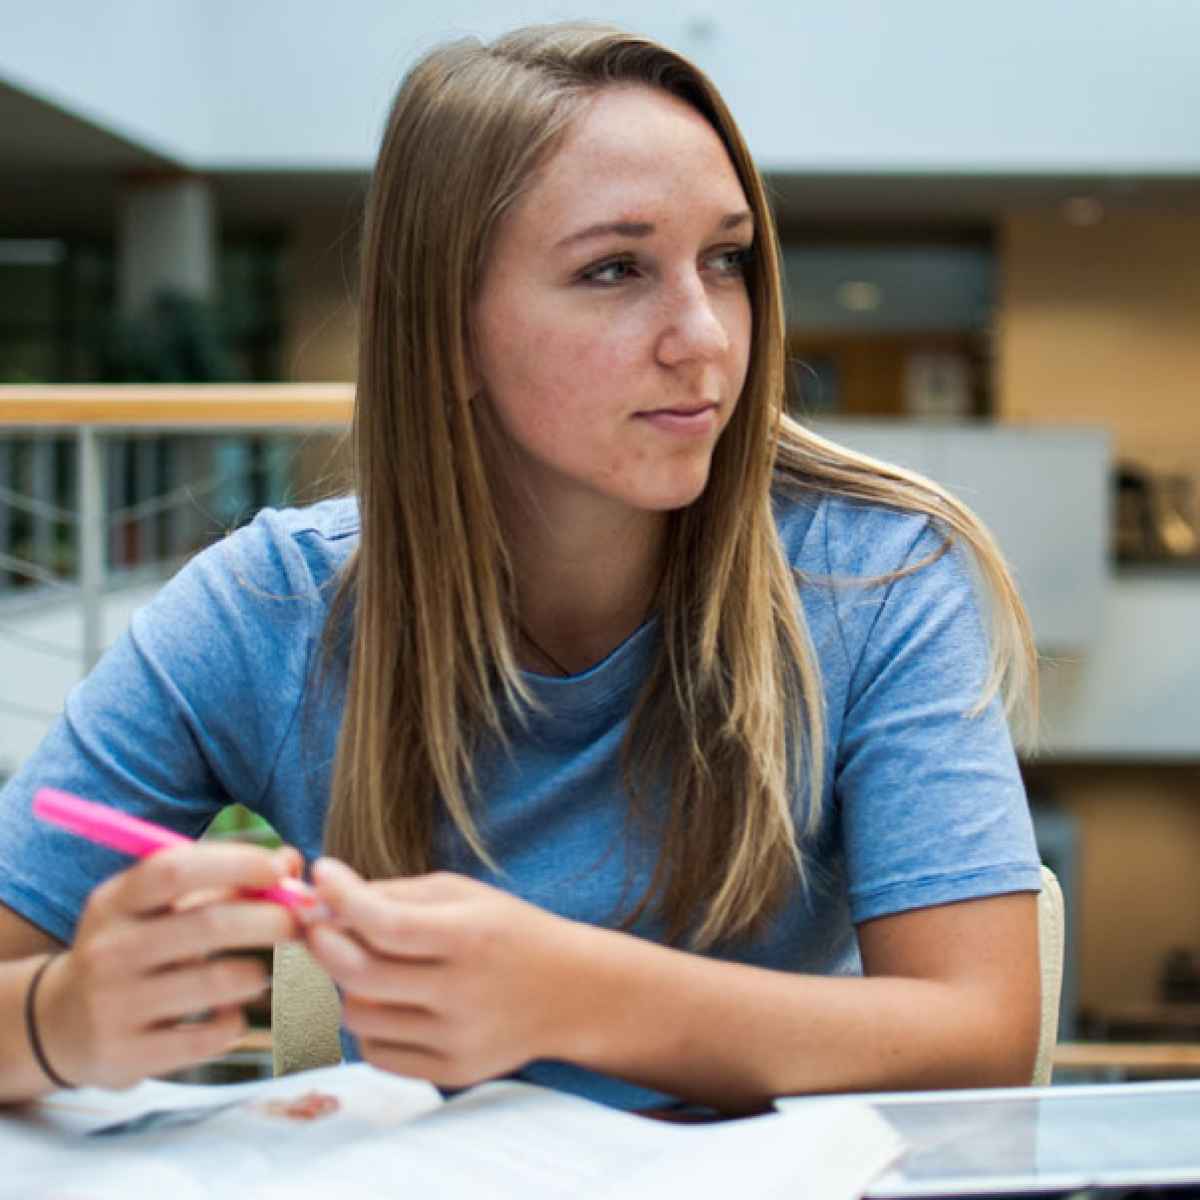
[369,871,472,904]
[113,844,299,918]
[306,922,429,989]
[358,1038,447,1083]
[125,898,296,972]
[135,957,268,1026]
[307,923,432,998]
[174,886,236,912]
[133,1006,248,1079]
[311,859,448,958]
[82,899,291,980]
[307,924,441,1007]
[307,922,368,972]
[274,845,304,879]
[176,881,312,935]
[342,995,440,1044]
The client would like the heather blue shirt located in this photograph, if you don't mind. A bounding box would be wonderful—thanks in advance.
[0,492,1040,1109]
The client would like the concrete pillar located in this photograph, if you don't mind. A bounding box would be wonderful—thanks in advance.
[117,174,217,315]
[114,174,221,564]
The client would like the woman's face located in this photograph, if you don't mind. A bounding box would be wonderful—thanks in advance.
[472,85,754,522]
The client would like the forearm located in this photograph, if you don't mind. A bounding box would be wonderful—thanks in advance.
[305,865,1039,1106]
[552,923,1038,1110]
[0,955,63,1105]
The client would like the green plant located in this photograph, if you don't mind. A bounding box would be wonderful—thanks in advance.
[96,290,236,383]
[204,804,281,847]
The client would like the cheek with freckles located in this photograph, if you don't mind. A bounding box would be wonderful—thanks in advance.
[488,324,640,461]
[475,285,729,512]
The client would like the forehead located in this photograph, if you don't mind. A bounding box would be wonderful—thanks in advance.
[513,85,750,236]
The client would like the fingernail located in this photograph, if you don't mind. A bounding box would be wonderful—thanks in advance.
[295,900,334,926]
[314,923,365,968]
[312,857,342,883]
[273,847,298,873]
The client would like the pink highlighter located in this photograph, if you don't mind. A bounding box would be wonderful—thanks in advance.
[33,786,328,920]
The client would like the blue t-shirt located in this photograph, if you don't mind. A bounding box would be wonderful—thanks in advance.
[0,491,1040,1109]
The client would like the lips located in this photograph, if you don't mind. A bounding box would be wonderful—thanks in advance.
[634,403,720,435]
[636,402,719,418]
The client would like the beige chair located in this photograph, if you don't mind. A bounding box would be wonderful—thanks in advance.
[271,864,1067,1084]
[271,939,342,1077]
[1032,863,1066,1085]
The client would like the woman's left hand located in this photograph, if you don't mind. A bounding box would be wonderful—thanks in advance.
[303,859,588,1087]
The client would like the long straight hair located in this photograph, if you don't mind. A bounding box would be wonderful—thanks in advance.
[322,23,1037,949]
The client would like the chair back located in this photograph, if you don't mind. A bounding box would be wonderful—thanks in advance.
[271,940,342,1077]
[271,865,1068,1083]
[1033,863,1066,1085]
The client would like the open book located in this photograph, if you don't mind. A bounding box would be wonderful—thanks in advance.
[4,1063,904,1200]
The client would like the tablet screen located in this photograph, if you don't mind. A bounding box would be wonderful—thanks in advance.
[863,1082,1200,1197]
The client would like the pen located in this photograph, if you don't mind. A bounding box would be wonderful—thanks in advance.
[33,786,329,920]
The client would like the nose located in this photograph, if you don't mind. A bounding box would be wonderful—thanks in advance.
[654,275,731,367]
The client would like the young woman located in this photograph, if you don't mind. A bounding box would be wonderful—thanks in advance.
[0,24,1041,1111]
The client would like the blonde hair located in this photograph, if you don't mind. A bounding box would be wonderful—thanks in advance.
[322,23,1036,949]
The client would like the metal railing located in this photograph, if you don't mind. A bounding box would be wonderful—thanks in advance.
[0,385,353,756]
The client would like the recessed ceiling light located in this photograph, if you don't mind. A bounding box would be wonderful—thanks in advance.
[836,280,883,312]
[1062,196,1104,226]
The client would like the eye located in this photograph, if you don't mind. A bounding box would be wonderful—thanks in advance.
[707,245,754,276]
[579,256,639,286]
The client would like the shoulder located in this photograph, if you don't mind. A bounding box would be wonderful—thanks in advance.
[772,489,981,693]
[136,497,359,644]
[772,487,945,581]
[197,496,359,603]
[228,495,359,584]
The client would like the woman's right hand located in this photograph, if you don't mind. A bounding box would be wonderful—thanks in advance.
[33,842,302,1089]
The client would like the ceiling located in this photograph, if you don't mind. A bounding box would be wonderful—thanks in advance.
[3,75,1200,236]
[0,78,176,173]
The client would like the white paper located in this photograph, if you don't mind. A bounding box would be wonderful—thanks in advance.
[599,1101,906,1200]
[247,1080,683,1200]
[4,1065,906,1200]
[2,1064,441,1200]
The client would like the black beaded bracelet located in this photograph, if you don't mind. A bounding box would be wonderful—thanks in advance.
[24,953,75,1090]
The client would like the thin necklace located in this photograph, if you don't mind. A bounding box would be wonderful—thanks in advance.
[517,623,572,677]
[516,565,664,679]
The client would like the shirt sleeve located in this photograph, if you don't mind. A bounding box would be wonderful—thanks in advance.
[0,509,318,943]
[828,506,1042,924]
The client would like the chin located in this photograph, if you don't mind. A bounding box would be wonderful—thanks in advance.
[632,467,714,512]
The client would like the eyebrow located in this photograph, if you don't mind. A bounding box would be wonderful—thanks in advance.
[554,209,753,249]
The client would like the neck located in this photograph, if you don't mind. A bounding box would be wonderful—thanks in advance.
[504,495,666,676]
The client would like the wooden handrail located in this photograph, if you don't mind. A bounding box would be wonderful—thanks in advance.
[1054,1041,1200,1075]
[0,383,354,428]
